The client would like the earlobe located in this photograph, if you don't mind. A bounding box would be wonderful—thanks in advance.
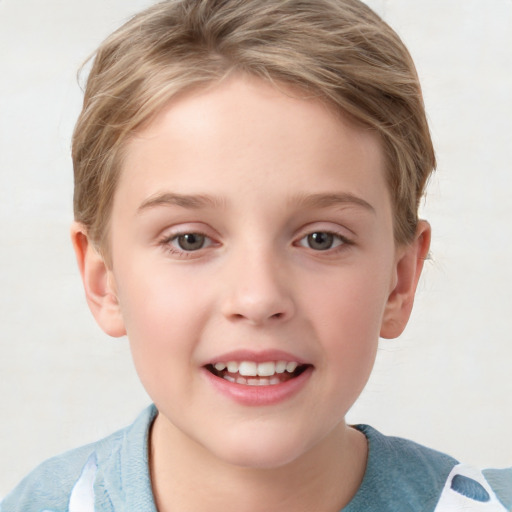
[70,222,126,338]
[380,221,431,339]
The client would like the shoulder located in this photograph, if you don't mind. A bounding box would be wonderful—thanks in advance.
[345,425,512,512]
[348,424,458,511]
[0,439,110,512]
[0,405,157,512]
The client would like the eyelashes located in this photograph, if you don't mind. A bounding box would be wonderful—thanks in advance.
[171,233,211,251]
[158,229,353,259]
[296,231,349,251]
[158,231,214,257]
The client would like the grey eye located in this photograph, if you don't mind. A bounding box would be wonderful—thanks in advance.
[307,232,335,250]
[175,233,206,251]
[298,231,345,251]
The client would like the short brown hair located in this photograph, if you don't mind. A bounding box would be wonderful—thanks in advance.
[73,0,435,250]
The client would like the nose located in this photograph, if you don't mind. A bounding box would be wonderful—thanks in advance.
[220,247,295,326]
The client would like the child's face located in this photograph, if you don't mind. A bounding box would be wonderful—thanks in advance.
[92,75,421,468]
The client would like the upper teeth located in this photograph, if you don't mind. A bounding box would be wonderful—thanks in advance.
[213,361,299,376]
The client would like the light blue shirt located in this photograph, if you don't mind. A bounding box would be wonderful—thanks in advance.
[2,405,511,511]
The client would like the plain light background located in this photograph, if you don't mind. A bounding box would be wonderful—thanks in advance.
[1,0,511,496]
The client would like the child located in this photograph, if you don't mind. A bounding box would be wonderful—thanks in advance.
[2,0,510,511]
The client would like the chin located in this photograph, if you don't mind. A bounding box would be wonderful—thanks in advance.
[204,426,316,470]
[216,447,304,470]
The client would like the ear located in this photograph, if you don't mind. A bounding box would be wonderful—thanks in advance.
[70,222,126,338]
[380,220,431,339]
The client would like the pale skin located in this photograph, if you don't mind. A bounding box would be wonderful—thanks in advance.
[72,74,430,511]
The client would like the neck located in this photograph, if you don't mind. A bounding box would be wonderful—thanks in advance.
[149,414,368,512]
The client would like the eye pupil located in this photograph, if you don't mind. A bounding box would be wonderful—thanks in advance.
[177,233,205,251]
[308,232,334,250]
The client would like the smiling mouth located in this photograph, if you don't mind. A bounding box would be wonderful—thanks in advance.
[205,360,310,386]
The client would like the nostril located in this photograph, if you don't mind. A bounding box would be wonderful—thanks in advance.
[222,293,295,324]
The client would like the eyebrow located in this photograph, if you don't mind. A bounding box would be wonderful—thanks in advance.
[290,192,376,213]
[137,192,224,213]
[137,191,375,214]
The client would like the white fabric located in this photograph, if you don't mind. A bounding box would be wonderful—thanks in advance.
[67,453,97,512]
[433,464,508,512]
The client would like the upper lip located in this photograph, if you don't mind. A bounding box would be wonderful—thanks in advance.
[202,349,310,366]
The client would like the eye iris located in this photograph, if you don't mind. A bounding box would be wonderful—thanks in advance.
[177,233,205,251]
[308,232,334,250]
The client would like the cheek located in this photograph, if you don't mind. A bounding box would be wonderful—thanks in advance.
[307,263,392,336]
[313,291,380,381]
[117,259,206,332]
[115,265,212,380]
[303,261,393,377]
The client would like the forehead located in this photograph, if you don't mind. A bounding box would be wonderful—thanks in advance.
[115,74,387,214]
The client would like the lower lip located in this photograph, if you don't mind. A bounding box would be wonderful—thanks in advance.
[202,367,313,406]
